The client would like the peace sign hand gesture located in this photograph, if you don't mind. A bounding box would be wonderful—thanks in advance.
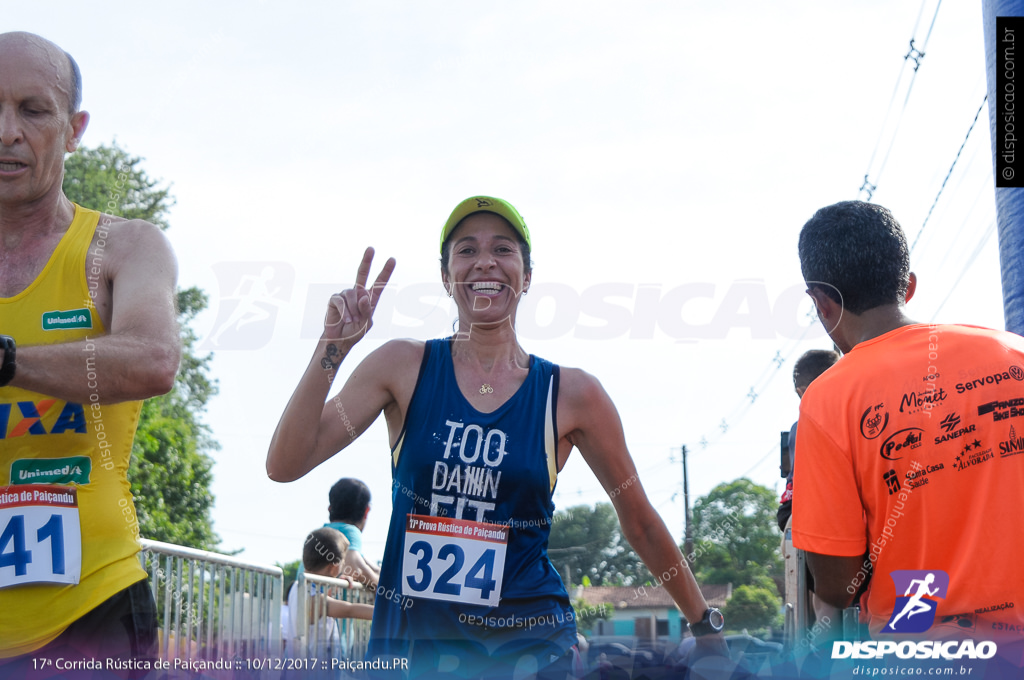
[322,247,396,359]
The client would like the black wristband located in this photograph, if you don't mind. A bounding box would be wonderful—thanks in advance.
[688,607,725,637]
[0,335,15,387]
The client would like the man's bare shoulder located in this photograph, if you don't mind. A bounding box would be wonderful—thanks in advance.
[86,216,176,331]
[92,215,174,265]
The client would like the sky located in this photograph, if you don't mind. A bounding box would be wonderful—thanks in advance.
[6,1,1004,571]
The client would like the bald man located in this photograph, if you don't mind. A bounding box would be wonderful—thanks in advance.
[0,32,180,669]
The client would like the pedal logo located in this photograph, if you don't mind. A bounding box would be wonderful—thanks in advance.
[880,428,924,461]
[884,570,949,633]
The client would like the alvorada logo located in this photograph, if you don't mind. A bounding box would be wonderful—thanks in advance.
[885,569,949,633]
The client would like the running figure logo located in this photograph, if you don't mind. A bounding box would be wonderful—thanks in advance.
[884,570,949,633]
[203,262,294,350]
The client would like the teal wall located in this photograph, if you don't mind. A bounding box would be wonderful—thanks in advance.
[668,608,682,639]
[613,619,633,636]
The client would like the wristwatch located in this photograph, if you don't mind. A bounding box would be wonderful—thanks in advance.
[688,607,725,636]
[0,335,15,387]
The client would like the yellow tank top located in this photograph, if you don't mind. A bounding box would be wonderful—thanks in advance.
[0,205,147,657]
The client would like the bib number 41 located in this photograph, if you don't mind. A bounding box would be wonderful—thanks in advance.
[0,485,82,588]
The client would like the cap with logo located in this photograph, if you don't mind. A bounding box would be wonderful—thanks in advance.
[440,196,531,253]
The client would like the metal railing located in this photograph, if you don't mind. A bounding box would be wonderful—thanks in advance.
[289,572,373,660]
[139,538,283,662]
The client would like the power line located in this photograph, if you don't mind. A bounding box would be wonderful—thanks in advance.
[860,0,945,200]
[931,218,998,320]
[908,95,988,255]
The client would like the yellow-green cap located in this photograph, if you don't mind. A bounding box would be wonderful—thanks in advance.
[440,196,531,253]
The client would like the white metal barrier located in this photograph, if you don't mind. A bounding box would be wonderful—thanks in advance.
[139,538,283,662]
[289,572,373,660]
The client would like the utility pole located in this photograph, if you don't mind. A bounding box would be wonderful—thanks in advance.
[682,444,694,565]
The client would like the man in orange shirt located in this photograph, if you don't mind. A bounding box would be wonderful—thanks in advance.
[792,201,1024,657]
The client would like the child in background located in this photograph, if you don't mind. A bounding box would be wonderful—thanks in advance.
[286,527,373,660]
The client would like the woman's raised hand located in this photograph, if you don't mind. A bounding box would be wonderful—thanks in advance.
[323,247,396,357]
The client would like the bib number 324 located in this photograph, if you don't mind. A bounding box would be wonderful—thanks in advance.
[0,485,82,588]
[401,514,508,607]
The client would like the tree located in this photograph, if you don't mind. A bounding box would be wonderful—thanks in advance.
[279,559,301,603]
[690,478,784,597]
[571,593,612,636]
[722,584,783,634]
[548,503,653,587]
[63,142,220,550]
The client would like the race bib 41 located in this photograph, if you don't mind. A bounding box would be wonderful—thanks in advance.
[0,485,82,588]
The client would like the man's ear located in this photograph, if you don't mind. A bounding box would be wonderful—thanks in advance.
[806,284,846,339]
[904,272,917,304]
[66,110,89,153]
[807,286,839,321]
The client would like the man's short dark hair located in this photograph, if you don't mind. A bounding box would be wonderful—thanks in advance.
[303,527,348,573]
[798,201,911,315]
[64,50,81,113]
[328,478,371,523]
[793,349,840,390]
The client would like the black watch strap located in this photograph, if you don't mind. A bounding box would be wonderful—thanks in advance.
[688,607,725,637]
[0,335,16,387]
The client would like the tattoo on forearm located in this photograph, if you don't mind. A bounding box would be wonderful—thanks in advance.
[321,343,341,370]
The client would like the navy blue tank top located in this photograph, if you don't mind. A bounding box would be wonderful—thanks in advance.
[367,338,577,672]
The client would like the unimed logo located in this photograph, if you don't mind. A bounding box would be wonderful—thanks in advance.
[884,570,949,633]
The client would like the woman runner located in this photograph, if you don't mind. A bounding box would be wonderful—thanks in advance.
[267,196,725,678]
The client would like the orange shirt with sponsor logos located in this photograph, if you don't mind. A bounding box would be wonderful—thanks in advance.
[793,324,1024,638]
